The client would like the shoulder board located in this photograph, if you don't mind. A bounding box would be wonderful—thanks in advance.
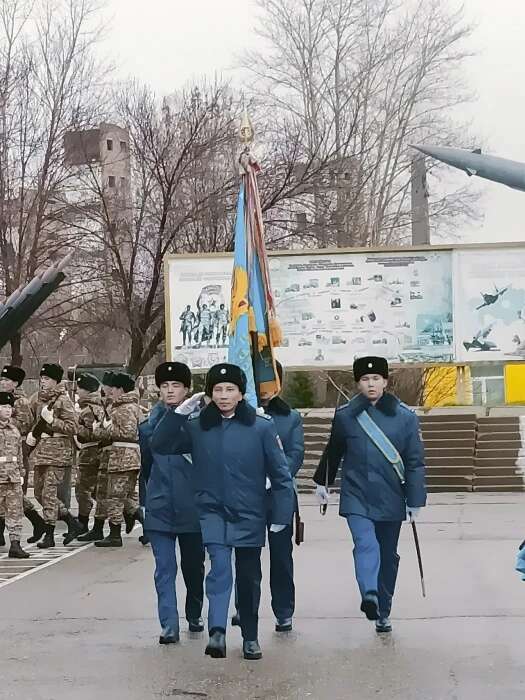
[257,413,273,421]
[398,401,415,413]
[336,395,358,412]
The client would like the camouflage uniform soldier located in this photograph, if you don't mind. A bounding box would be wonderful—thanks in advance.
[0,366,46,545]
[78,371,115,542]
[26,363,82,549]
[94,372,142,548]
[0,392,30,558]
[74,373,104,534]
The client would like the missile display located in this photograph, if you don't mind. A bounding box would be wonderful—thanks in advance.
[411,144,525,193]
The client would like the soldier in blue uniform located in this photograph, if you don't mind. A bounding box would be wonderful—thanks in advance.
[151,362,294,661]
[314,356,426,633]
[139,362,205,644]
[232,361,304,632]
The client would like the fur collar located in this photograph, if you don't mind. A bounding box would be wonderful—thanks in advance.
[345,391,400,417]
[199,399,256,430]
[266,396,291,416]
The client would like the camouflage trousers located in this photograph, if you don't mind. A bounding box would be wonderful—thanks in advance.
[106,471,138,526]
[0,482,23,541]
[75,464,99,518]
[33,466,69,525]
[94,451,110,519]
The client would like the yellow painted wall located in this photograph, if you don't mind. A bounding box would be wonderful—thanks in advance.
[504,364,525,404]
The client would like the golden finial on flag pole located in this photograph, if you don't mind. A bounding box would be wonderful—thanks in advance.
[240,108,254,146]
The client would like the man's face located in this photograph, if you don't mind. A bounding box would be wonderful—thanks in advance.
[40,376,57,392]
[212,382,243,414]
[102,385,113,400]
[113,387,125,401]
[160,381,188,406]
[259,390,275,406]
[357,374,387,402]
[0,404,13,421]
[0,378,16,393]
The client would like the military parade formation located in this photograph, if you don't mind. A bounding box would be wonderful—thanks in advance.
[0,352,426,661]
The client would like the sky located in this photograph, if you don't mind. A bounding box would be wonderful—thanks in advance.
[99,0,525,246]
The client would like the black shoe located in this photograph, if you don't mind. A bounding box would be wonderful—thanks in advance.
[243,640,262,660]
[375,617,392,634]
[159,626,180,644]
[275,617,293,632]
[37,525,55,549]
[63,513,85,545]
[78,518,105,542]
[0,517,5,547]
[188,617,204,632]
[8,540,30,559]
[94,522,122,547]
[360,591,380,621]
[25,509,46,543]
[231,612,241,627]
[205,629,226,658]
[138,533,149,546]
[123,511,135,534]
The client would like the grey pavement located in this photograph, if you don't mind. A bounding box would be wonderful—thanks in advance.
[0,493,524,700]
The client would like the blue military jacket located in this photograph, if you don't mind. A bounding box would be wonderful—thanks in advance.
[150,399,295,548]
[139,401,201,535]
[265,397,304,478]
[313,392,426,521]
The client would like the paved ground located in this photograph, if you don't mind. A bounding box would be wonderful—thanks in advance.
[0,493,524,700]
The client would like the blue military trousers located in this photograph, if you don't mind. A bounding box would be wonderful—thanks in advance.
[206,544,262,641]
[347,515,402,619]
[149,530,205,634]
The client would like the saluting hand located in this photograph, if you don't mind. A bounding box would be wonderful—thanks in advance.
[41,406,54,424]
[175,392,205,416]
[26,432,37,447]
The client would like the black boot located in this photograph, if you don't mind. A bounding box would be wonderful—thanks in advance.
[9,539,30,559]
[360,591,380,621]
[243,640,262,660]
[94,522,122,547]
[63,513,84,545]
[25,509,46,543]
[77,518,105,542]
[205,628,226,658]
[0,517,5,547]
[37,524,55,549]
[123,511,135,534]
[76,514,90,534]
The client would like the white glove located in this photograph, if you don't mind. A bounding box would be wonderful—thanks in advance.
[41,406,54,424]
[315,485,329,505]
[265,477,271,490]
[407,506,421,522]
[92,421,101,432]
[26,432,37,447]
[256,406,265,416]
[270,524,286,533]
[175,392,205,416]
[103,417,112,429]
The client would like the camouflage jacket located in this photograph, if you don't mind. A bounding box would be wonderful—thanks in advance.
[0,420,23,483]
[29,384,77,468]
[76,392,105,468]
[13,388,33,437]
[94,390,142,473]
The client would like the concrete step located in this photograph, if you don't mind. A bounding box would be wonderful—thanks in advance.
[420,429,476,440]
[474,440,523,450]
[475,457,525,468]
[427,485,473,493]
[426,456,474,466]
[478,417,520,425]
[473,484,525,492]
[426,465,474,476]
[474,476,525,487]
[478,423,521,433]
[419,414,478,423]
[419,421,477,432]
[475,466,525,477]
[477,431,521,441]
[425,447,474,457]
[475,448,521,458]
[424,439,475,449]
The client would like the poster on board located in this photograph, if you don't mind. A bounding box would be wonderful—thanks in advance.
[454,248,525,362]
[165,249,453,369]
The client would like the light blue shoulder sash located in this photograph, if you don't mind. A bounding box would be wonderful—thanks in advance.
[356,410,405,485]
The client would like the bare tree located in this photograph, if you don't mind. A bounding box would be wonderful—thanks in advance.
[240,0,481,248]
[0,0,109,365]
